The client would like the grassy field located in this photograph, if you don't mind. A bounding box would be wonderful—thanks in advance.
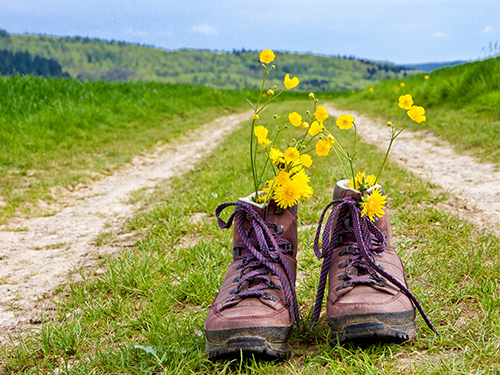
[0,76,256,220]
[1,93,499,373]
[335,56,500,164]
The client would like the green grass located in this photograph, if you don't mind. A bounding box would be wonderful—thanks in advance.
[333,56,500,164]
[0,75,254,219]
[2,100,499,374]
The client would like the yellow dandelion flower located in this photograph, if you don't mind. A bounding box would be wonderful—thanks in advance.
[288,112,303,127]
[407,105,426,123]
[259,49,275,64]
[398,94,413,110]
[274,178,302,209]
[284,74,299,89]
[300,153,313,168]
[348,171,376,190]
[361,187,387,222]
[315,139,331,156]
[308,121,324,136]
[284,147,300,162]
[336,113,354,130]
[314,106,329,123]
[269,146,284,164]
[291,170,313,198]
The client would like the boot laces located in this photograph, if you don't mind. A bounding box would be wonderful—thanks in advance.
[215,201,300,329]
[310,197,438,335]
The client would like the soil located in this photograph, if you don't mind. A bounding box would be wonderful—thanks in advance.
[1,106,499,346]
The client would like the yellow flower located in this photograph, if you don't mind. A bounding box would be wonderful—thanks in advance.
[400,82,405,87]
[284,147,300,162]
[361,187,387,222]
[254,125,270,147]
[253,113,259,120]
[348,171,376,190]
[424,75,430,80]
[369,87,374,92]
[315,139,331,156]
[398,94,413,110]
[308,121,324,136]
[336,113,354,130]
[267,89,274,96]
[274,178,302,208]
[292,170,314,198]
[284,74,299,89]
[308,92,315,99]
[259,49,275,64]
[269,146,284,164]
[288,112,302,127]
[407,105,426,123]
[301,122,309,129]
[300,153,313,168]
[276,170,290,185]
[314,106,329,123]
[326,134,335,144]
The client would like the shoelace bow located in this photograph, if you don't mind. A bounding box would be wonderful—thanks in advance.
[215,201,300,331]
[310,197,438,335]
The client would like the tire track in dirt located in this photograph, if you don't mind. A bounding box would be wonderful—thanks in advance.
[0,111,251,344]
[326,105,500,236]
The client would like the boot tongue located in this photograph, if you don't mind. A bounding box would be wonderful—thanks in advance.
[333,179,362,202]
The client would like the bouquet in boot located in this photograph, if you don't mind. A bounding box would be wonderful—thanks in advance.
[310,94,439,344]
[205,49,334,359]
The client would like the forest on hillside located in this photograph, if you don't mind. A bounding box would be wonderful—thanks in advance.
[0,30,416,91]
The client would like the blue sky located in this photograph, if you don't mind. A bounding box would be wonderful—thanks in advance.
[1,0,499,64]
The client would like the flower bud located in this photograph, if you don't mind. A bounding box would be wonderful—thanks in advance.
[315,99,319,103]
[262,63,266,68]
[308,92,315,99]
[306,110,311,116]
[253,113,259,120]
[267,89,274,96]
[273,114,279,119]
[386,121,393,127]
[273,86,277,90]
[271,65,276,70]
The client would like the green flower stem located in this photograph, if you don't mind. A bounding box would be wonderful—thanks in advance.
[249,118,260,197]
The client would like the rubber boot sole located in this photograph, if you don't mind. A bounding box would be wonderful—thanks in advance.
[327,309,418,345]
[205,325,292,360]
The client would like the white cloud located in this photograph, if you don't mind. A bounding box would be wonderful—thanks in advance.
[191,24,218,36]
[432,31,449,38]
[483,25,495,33]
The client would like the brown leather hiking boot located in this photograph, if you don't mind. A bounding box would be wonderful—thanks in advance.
[311,180,438,344]
[204,194,299,359]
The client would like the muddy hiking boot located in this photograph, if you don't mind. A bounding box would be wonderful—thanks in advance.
[311,180,438,345]
[204,194,299,359]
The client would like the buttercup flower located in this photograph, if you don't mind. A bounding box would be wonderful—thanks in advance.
[400,82,405,87]
[254,125,270,146]
[274,178,302,208]
[361,187,387,222]
[407,105,426,123]
[259,49,275,64]
[267,89,274,96]
[284,147,300,162]
[424,75,430,80]
[315,139,331,156]
[269,146,284,164]
[276,170,290,185]
[398,94,413,110]
[253,113,259,120]
[288,112,303,127]
[284,74,299,89]
[300,153,313,168]
[314,106,329,123]
[308,121,324,136]
[308,92,315,99]
[326,134,335,143]
[301,122,309,129]
[336,113,354,130]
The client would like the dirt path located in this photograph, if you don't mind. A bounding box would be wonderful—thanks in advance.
[326,105,500,236]
[0,111,250,344]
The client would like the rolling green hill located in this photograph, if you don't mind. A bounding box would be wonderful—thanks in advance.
[0,30,415,91]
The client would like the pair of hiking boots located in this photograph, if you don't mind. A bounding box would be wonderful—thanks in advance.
[205,180,436,359]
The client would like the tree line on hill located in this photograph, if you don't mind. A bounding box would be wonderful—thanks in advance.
[0,49,69,78]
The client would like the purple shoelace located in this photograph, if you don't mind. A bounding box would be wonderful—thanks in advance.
[215,201,300,330]
[310,197,439,335]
